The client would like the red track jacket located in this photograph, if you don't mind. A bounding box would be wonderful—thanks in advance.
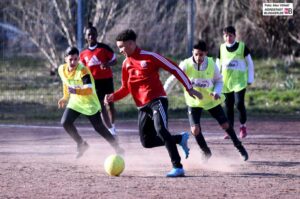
[112,47,192,107]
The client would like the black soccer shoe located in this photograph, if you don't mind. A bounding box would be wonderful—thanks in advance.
[236,144,248,161]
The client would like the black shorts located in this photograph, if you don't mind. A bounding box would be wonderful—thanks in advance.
[94,78,114,101]
[188,105,228,126]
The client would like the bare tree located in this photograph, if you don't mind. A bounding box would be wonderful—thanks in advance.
[2,0,128,71]
[84,0,129,43]
[194,0,220,49]
[105,0,187,56]
[2,0,299,66]
[241,0,300,58]
[3,0,76,70]
[193,0,299,58]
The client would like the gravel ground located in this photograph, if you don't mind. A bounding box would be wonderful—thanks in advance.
[0,119,299,199]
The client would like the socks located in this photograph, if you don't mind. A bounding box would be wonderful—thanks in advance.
[109,127,117,136]
[108,123,117,136]
[240,124,246,128]
[111,123,115,130]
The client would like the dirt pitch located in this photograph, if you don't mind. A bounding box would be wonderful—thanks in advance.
[0,118,299,199]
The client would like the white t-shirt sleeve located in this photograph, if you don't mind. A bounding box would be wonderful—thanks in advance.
[163,61,186,94]
[212,63,223,95]
[216,58,221,73]
[245,54,254,84]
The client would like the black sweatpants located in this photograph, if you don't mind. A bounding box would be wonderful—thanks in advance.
[224,88,247,127]
[188,105,242,149]
[61,108,116,146]
[138,98,183,168]
[188,105,228,127]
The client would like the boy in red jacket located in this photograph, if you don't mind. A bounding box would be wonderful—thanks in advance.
[105,29,202,177]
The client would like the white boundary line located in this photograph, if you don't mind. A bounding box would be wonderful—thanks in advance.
[0,124,138,133]
[0,124,298,139]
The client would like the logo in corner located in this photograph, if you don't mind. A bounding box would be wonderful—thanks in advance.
[140,60,147,68]
[126,63,132,68]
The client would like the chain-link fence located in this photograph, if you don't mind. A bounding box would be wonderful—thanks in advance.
[0,61,63,123]
[0,55,165,124]
[0,53,190,124]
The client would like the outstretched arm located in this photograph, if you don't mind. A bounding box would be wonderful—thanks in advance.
[105,63,130,104]
[163,60,186,94]
[163,75,177,94]
[153,53,202,99]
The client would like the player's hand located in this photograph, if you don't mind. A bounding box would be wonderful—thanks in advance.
[104,94,114,104]
[210,92,221,100]
[68,86,76,94]
[187,87,203,99]
[58,98,67,109]
[99,63,109,69]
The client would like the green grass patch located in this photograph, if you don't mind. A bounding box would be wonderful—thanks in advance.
[0,55,300,123]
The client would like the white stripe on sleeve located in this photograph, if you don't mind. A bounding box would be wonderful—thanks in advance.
[107,53,116,64]
[141,50,192,89]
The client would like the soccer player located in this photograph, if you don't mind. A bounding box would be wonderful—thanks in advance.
[105,29,203,177]
[216,26,255,139]
[164,40,248,162]
[58,46,123,159]
[80,23,117,136]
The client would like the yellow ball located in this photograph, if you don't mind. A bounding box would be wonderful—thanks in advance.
[104,154,125,176]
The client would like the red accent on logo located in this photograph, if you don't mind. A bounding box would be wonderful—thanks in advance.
[284,8,292,14]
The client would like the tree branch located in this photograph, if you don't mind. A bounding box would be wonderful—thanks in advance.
[288,32,300,44]
[52,0,74,46]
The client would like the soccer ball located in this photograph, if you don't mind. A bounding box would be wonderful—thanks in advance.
[104,154,125,176]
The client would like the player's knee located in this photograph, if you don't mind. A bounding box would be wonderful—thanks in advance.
[191,125,200,136]
[140,140,153,148]
[61,120,72,130]
[236,101,245,110]
[93,123,105,133]
[140,135,151,148]
[220,122,229,130]
[225,100,234,108]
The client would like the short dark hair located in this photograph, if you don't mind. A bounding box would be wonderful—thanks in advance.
[116,29,137,41]
[65,46,79,57]
[85,22,98,35]
[193,40,207,51]
[223,26,236,35]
